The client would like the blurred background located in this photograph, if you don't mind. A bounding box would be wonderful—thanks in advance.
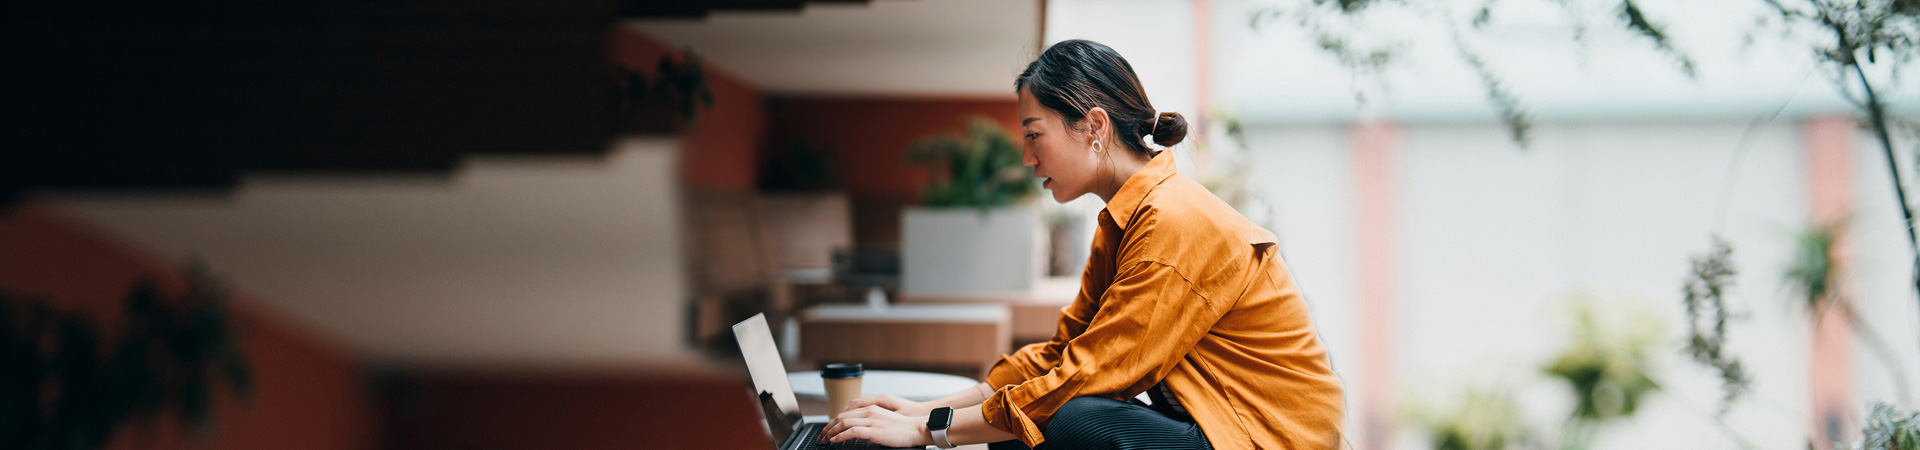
[3,0,1918,449]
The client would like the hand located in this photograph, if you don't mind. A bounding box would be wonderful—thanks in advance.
[842,393,931,417]
[820,405,931,448]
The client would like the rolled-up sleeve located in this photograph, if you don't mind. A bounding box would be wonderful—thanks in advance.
[979,259,1227,447]
[985,342,1055,389]
[986,248,1106,391]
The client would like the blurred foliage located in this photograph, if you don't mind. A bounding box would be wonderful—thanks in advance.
[761,140,839,192]
[1452,31,1533,146]
[1834,402,1920,450]
[1758,0,1919,77]
[1316,0,1379,14]
[1247,0,1920,442]
[616,48,716,132]
[1614,0,1698,77]
[1543,301,1662,442]
[1405,299,1664,450]
[1248,0,1703,147]
[1865,402,1920,450]
[1407,388,1532,450]
[1248,1,1401,115]
[1680,236,1751,416]
[1785,220,1916,404]
[0,262,251,450]
[1199,112,1278,231]
[1248,0,1920,274]
[1787,220,1843,314]
[905,117,1037,209]
[1763,0,1920,306]
[1753,0,1920,317]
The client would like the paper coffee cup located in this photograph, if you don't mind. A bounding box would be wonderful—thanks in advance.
[822,363,864,420]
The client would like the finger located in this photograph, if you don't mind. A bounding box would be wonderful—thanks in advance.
[825,417,865,437]
[819,418,842,440]
[831,426,867,443]
[848,396,891,413]
[856,405,897,419]
[851,394,903,412]
[822,409,870,438]
[844,396,876,411]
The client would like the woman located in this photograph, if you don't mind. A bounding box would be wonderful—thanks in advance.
[821,39,1345,450]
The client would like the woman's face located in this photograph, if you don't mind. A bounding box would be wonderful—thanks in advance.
[1018,87,1108,204]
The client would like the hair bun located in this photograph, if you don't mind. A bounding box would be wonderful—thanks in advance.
[1148,111,1188,147]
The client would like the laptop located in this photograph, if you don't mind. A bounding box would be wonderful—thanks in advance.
[733,314,928,450]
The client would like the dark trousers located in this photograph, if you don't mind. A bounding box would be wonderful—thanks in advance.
[985,397,1213,450]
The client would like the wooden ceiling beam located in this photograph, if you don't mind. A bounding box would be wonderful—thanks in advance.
[620,0,870,19]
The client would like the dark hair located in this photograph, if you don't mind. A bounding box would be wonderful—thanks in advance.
[1015,39,1187,157]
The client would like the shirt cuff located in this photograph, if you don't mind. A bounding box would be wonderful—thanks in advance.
[981,385,1046,448]
[983,354,1025,389]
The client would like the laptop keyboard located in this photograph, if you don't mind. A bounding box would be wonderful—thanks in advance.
[795,423,884,450]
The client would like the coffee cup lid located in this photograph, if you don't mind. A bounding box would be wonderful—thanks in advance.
[822,363,864,379]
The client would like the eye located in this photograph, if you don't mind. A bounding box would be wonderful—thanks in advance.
[1024,133,1039,140]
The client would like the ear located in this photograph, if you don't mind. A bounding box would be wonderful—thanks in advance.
[1084,107,1110,142]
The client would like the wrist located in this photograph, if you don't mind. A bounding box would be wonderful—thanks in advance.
[917,421,933,447]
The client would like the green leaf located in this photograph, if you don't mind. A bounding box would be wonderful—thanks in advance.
[1616,0,1698,78]
[905,117,1036,208]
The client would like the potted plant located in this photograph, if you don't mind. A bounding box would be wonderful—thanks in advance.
[899,117,1042,297]
[616,48,715,134]
[0,263,252,450]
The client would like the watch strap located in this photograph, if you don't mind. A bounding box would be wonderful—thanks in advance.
[932,427,954,449]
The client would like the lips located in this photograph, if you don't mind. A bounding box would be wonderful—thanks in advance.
[1042,178,1053,189]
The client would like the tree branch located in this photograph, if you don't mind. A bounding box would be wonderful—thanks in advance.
[1849,53,1920,358]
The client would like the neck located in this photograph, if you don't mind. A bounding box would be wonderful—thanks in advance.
[1093,151,1153,203]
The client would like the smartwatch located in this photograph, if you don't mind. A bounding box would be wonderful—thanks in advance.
[927,406,955,449]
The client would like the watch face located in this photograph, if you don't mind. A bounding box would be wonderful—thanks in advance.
[928,407,954,429]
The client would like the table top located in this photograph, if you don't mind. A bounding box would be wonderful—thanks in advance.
[788,370,980,402]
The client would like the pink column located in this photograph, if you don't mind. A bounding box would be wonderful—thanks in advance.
[1352,121,1398,450]
[1805,115,1854,444]
[1193,0,1211,161]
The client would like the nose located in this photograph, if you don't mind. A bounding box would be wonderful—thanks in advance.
[1021,142,1038,167]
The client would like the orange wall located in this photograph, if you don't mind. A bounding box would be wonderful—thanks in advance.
[0,204,376,450]
[610,27,1018,199]
[612,28,766,192]
[767,96,1020,201]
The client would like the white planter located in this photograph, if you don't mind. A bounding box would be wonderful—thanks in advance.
[901,204,1043,297]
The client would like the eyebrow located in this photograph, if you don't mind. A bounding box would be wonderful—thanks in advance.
[1021,117,1041,126]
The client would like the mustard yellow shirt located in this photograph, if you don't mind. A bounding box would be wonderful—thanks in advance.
[981,150,1345,450]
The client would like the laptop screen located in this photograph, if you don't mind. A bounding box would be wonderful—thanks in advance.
[733,314,804,434]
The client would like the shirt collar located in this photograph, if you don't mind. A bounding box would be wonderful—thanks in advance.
[1102,150,1179,229]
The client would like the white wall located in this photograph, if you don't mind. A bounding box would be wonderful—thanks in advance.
[1045,0,1200,135]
